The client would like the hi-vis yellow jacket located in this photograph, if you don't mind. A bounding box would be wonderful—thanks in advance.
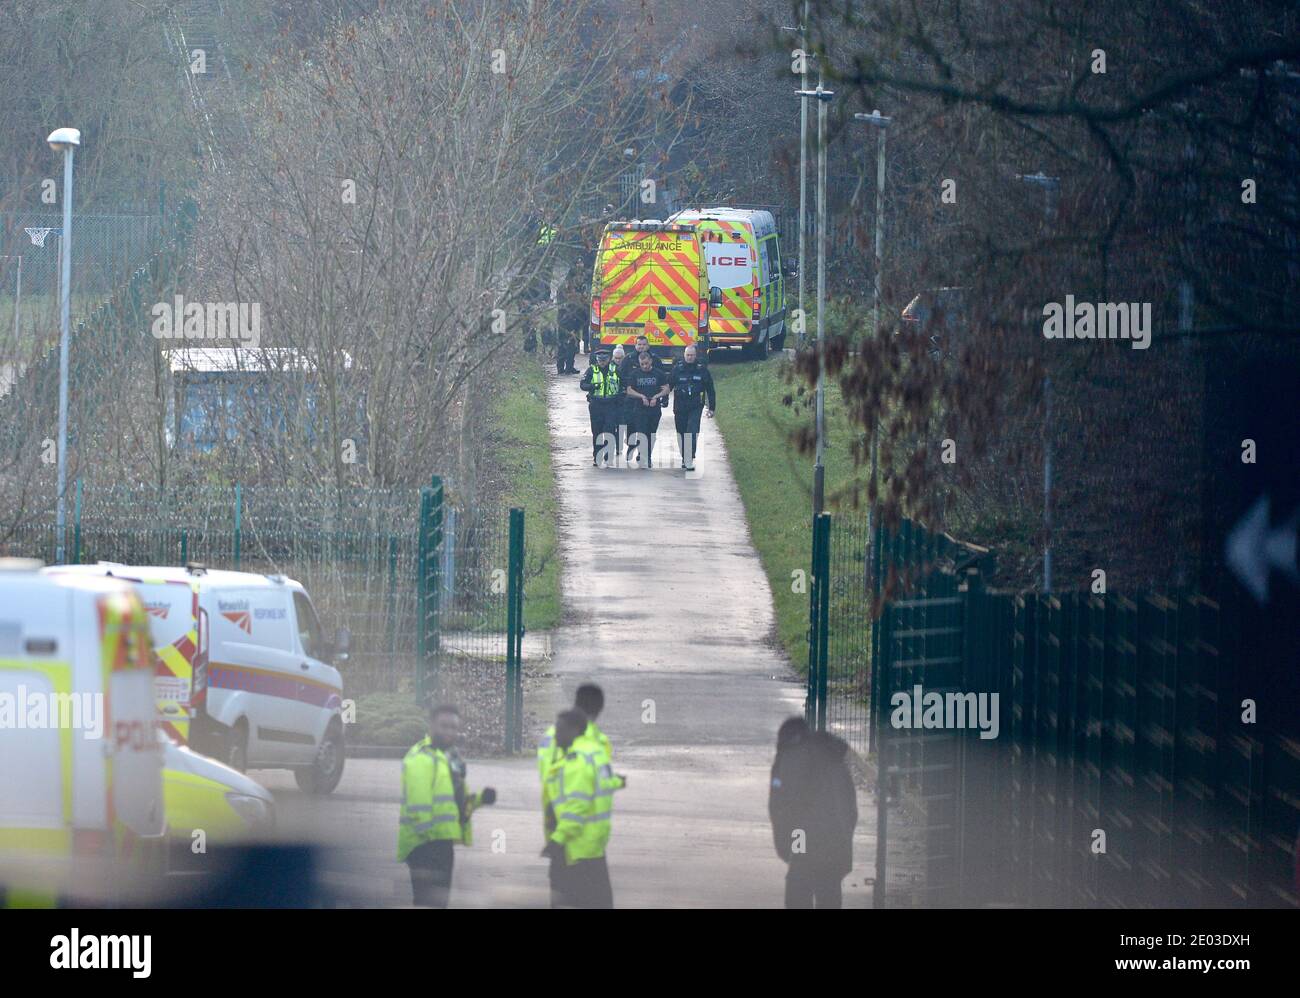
[543,745,610,863]
[537,721,615,780]
[538,722,621,859]
[397,738,483,861]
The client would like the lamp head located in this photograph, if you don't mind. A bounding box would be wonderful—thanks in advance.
[47,128,81,153]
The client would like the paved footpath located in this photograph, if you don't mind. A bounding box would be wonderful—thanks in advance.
[259,362,875,907]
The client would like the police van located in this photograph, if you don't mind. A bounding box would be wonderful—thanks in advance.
[46,564,349,796]
[668,208,787,358]
[1,560,278,905]
[0,560,165,904]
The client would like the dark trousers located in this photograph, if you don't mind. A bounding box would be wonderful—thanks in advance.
[617,398,632,453]
[407,839,455,908]
[589,402,618,463]
[628,405,662,467]
[674,405,703,468]
[557,343,577,373]
[552,855,614,909]
[784,860,844,909]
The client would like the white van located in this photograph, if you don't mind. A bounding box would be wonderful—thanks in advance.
[0,560,166,904]
[47,564,349,795]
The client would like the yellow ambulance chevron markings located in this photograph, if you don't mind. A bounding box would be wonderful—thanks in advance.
[154,628,197,744]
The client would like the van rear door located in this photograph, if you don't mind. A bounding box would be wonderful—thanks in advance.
[99,590,166,841]
[699,221,758,341]
[595,227,704,350]
[129,578,201,745]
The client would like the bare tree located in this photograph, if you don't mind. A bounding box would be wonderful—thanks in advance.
[152,0,691,505]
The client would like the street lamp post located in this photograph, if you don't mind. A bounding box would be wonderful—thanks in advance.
[854,112,892,334]
[1017,170,1059,594]
[797,75,834,516]
[781,5,812,348]
[799,2,808,348]
[48,127,80,565]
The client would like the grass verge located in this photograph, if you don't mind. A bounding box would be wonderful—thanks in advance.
[491,351,561,631]
[710,354,868,670]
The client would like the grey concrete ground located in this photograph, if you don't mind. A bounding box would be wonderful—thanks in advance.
[257,360,875,907]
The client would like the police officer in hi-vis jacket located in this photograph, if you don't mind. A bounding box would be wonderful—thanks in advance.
[580,347,623,466]
[398,704,497,907]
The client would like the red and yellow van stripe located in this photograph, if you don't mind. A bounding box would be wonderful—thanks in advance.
[596,231,703,347]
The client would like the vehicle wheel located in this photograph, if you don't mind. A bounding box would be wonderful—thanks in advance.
[226,719,249,773]
[295,722,345,795]
[740,337,765,360]
[770,329,786,351]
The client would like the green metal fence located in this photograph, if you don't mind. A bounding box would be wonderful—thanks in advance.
[415,478,526,751]
[977,585,1297,908]
[1,476,528,752]
[806,512,873,754]
[867,517,993,906]
[812,512,1298,908]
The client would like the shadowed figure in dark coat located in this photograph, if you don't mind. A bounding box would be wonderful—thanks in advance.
[768,716,858,908]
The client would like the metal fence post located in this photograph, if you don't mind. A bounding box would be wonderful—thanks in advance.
[868,515,885,754]
[805,522,819,725]
[443,507,458,602]
[72,477,82,564]
[873,520,894,908]
[385,534,398,655]
[814,514,831,732]
[505,507,525,753]
[233,482,242,569]
[806,512,830,727]
[416,476,445,708]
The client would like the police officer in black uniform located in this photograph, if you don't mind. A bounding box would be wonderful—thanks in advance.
[624,350,670,467]
[619,334,651,383]
[580,347,623,466]
[668,344,716,471]
[556,290,584,375]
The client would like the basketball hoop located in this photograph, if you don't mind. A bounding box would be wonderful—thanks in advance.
[23,227,57,248]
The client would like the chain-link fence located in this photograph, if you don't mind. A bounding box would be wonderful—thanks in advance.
[2,481,423,686]
[1,210,166,302]
[1,203,180,466]
[414,480,525,752]
[0,479,530,754]
[0,199,197,469]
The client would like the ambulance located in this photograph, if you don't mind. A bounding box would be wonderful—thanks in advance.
[589,219,722,363]
[46,564,349,796]
[667,208,787,358]
[0,559,166,905]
